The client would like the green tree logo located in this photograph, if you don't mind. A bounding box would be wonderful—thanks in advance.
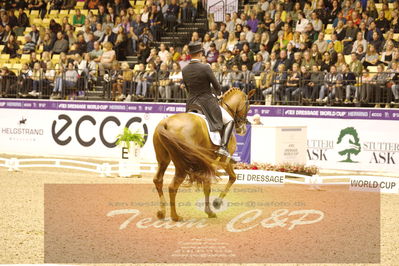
[337,127,361,163]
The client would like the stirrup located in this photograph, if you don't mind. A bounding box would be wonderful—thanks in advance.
[215,147,231,158]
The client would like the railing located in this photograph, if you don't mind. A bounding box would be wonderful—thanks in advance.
[1,68,398,107]
[208,0,225,22]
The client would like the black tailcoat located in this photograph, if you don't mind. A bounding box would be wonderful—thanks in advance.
[182,60,223,131]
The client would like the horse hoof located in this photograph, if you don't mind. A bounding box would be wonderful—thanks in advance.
[172,215,183,222]
[207,211,217,218]
[213,198,223,209]
[157,211,165,220]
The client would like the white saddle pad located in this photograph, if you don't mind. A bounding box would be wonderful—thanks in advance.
[189,112,221,146]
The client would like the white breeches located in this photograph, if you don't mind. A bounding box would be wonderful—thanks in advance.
[220,106,234,124]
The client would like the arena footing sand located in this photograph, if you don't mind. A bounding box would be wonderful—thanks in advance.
[0,166,398,265]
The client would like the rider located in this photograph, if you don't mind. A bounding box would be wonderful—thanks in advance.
[182,41,234,158]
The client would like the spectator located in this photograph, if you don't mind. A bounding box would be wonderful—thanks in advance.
[22,34,36,54]
[285,63,301,102]
[206,43,219,64]
[113,62,128,101]
[133,63,149,100]
[158,43,170,63]
[179,53,189,69]
[84,0,100,10]
[369,64,390,107]
[241,64,255,93]
[342,63,357,104]
[169,46,180,62]
[167,62,184,101]
[100,41,116,73]
[29,62,42,97]
[73,9,85,27]
[16,8,30,30]
[318,65,343,103]
[3,35,19,58]
[363,44,380,67]
[52,32,69,54]
[230,64,244,88]
[101,26,117,45]
[52,62,78,99]
[219,64,232,92]
[214,31,227,53]
[165,0,179,31]
[149,4,163,42]
[18,63,33,97]
[61,0,77,10]
[252,54,265,76]
[158,63,170,101]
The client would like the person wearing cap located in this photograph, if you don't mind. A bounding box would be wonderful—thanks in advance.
[182,41,234,158]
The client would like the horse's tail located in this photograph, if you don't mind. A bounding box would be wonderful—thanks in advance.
[156,122,222,186]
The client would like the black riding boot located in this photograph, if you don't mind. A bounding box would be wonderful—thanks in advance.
[216,120,234,158]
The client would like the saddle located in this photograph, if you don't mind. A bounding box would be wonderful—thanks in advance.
[188,112,222,146]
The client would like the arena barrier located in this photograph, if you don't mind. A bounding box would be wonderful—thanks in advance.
[1,99,399,174]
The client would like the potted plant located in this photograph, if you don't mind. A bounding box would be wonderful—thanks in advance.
[115,127,146,178]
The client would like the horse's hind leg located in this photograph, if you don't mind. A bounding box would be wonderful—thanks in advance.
[169,168,185,222]
[153,160,170,219]
[203,180,217,218]
[153,136,170,219]
[213,163,237,209]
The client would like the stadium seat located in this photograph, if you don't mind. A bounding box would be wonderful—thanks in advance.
[367,66,378,73]
[49,10,59,16]
[0,45,4,52]
[60,10,69,15]
[375,3,383,10]
[325,24,333,34]
[30,10,39,17]
[0,54,10,61]
[12,64,22,71]
[76,2,85,9]
[52,54,60,61]
[33,18,42,25]
[20,54,30,63]
[80,9,88,16]
[134,64,140,71]
[344,55,352,64]
[4,63,12,69]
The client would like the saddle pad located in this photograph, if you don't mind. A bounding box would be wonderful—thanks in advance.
[188,112,221,146]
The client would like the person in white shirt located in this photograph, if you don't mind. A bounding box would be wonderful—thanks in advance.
[225,13,235,33]
[243,25,254,43]
[295,12,309,33]
[158,43,170,62]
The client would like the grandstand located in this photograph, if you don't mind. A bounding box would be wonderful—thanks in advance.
[0,0,398,108]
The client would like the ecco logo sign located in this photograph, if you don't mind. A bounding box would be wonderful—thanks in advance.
[51,114,148,148]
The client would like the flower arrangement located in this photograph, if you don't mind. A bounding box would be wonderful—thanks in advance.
[234,162,319,176]
[115,127,146,151]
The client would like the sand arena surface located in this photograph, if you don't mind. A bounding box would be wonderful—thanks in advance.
[0,164,398,265]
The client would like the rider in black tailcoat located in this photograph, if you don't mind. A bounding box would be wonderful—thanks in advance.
[182,41,234,158]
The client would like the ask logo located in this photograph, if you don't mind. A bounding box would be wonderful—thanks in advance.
[337,127,361,163]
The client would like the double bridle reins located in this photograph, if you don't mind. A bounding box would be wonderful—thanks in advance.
[220,96,250,125]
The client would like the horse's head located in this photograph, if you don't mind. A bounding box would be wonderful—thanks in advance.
[221,88,256,136]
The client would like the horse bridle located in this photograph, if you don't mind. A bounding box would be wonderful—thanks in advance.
[220,96,250,126]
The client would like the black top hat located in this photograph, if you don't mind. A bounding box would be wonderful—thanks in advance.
[188,41,203,55]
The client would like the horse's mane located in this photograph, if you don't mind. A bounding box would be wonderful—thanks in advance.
[222,88,242,99]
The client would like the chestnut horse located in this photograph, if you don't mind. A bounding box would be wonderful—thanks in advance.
[153,88,255,221]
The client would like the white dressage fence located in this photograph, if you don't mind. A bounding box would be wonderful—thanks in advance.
[0,157,354,186]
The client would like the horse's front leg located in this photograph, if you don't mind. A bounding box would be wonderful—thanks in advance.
[203,181,217,218]
[213,163,236,209]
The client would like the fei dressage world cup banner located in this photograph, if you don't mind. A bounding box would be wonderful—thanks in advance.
[0,99,399,173]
